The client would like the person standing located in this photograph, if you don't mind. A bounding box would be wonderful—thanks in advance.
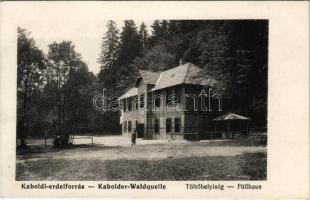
[131,129,137,146]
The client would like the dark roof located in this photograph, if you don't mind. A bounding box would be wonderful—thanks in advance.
[120,62,217,99]
[152,63,202,90]
[213,113,251,121]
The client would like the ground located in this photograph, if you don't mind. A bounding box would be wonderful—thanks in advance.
[16,136,267,181]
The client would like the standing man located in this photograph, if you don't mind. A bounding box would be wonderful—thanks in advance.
[131,129,137,146]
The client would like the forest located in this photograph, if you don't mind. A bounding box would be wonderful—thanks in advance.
[17,20,268,147]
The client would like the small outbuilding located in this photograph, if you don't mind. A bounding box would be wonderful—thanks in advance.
[213,112,251,139]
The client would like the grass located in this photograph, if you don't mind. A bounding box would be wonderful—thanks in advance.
[16,138,267,181]
[17,138,266,154]
[104,153,266,180]
[16,152,266,181]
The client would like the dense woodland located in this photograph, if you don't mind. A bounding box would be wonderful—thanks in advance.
[17,20,267,146]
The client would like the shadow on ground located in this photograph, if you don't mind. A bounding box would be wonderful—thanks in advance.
[16,152,266,181]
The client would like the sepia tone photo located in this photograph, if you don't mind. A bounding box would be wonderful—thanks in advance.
[16,20,268,181]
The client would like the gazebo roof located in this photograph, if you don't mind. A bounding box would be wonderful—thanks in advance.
[213,112,251,121]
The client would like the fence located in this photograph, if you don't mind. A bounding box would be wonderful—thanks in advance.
[248,127,267,138]
[18,135,94,149]
[135,126,267,140]
[140,126,223,141]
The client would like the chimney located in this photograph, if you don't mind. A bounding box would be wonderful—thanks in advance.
[179,58,184,66]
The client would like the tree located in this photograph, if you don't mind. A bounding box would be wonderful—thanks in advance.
[150,20,170,45]
[196,22,233,101]
[116,20,142,92]
[98,20,120,93]
[118,20,142,66]
[98,20,119,72]
[62,61,96,138]
[229,21,268,124]
[17,27,46,148]
[139,22,149,50]
[150,20,162,44]
[95,21,144,133]
[133,44,176,71]
[46,41,84,146]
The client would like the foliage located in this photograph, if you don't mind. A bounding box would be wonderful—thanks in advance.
[139,22,149,50]
[17,27,46,147]
[133,44,176,71]
[46,41,96,145]
[98,20,120,93]
[17,30,97,147]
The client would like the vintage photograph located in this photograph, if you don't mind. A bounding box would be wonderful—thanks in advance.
[16,20,268,181]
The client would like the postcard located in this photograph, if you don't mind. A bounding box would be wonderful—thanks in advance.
[0,1,309,199]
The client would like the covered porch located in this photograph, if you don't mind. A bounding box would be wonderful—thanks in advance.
[212,112,251,139]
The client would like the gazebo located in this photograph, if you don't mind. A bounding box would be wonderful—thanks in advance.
[213,112,251,139]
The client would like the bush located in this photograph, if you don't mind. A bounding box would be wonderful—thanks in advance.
[53,136,62,148]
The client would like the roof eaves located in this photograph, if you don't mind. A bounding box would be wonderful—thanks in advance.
[154,72,163,86]
[118,87,138,100]
[183,63,191,84]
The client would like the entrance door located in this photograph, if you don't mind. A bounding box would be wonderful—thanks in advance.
[166,118,172,139]
[154,119,160,139]
[136,123,144,138]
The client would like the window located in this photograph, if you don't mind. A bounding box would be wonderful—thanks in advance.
[124,121,127,133]
[128,98,132,111]
[128,121,132,132]
[155,119,160,134]
[166,118,172,132]
[155,98,161,107]
[174,118,180,133]
[153,91,161,108]
[139,94,145,109]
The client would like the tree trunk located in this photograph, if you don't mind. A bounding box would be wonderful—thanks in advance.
[20,91,28,148]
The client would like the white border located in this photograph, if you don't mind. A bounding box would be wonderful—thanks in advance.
[0,1,309,198]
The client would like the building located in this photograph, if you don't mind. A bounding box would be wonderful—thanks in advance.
[118,62,221,140]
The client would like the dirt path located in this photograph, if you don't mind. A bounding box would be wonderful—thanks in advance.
[17,137,266,163]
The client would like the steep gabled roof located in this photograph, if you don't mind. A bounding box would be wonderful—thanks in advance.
[119,62,217,100]
[152,63,203,90]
